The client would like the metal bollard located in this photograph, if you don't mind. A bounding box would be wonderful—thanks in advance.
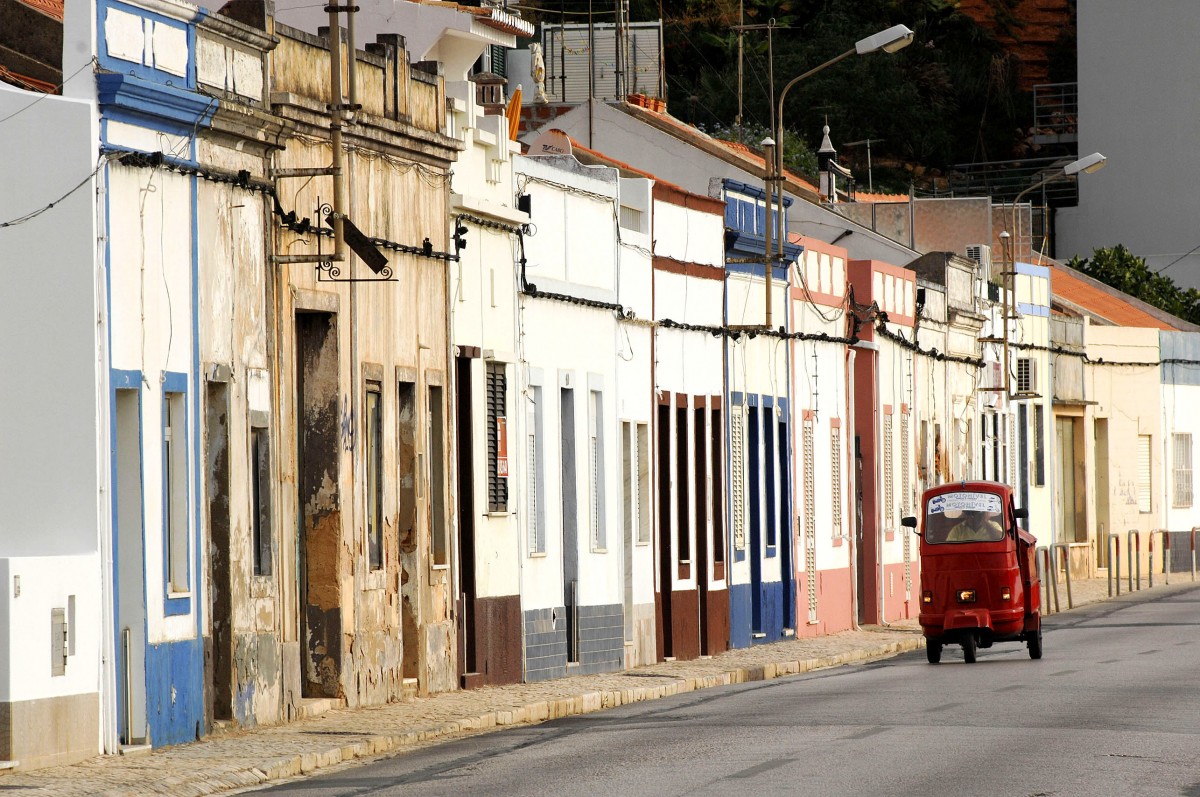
[1148,531,1155,589]
[1036,546,1057,615]
[1051,542,1074,609]
[1127,529,1142,592]
[1108,533,1122,597]
[1192,528,1200,583]
[1162,530,1171,586]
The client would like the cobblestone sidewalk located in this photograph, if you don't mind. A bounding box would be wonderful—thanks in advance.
[2,575,1192,796]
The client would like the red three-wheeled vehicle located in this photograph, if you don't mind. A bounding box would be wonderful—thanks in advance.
[902,481,1042,664]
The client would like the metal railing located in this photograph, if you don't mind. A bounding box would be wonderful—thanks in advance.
[1032,81,1078,144]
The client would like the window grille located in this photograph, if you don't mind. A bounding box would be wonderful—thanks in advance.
[619,205,643,233]
[830,426,843,535]
[803,419,817,623]
[900,412,912,597]
[1174,433,1193,508]
[486,362,508,512]
[1138,435,1153,513]
[900,413,911,516]
[528,386,545,554]
[883,414,894,526]
[589,390,605,550]
[731,404,746,552]
[637,423,651,544]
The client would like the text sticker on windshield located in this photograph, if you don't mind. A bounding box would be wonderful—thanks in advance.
[927,492,1002,514]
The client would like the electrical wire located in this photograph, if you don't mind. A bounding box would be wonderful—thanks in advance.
[0,152,120,229]
[0,56,97,127]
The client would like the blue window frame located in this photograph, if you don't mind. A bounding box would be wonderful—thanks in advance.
[162,370,191,615]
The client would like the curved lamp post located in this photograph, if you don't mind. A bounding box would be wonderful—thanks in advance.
[1000,151,1107,398]
[763,23,914,327]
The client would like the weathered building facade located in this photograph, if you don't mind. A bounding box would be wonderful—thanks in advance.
[269,19,461,703]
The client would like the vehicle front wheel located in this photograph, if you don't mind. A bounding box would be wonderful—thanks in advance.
[962,633,977,664]
[927,642,943,664]
[1028,627,1043,660]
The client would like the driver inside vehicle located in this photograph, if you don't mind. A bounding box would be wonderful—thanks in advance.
[946,509,1004,542]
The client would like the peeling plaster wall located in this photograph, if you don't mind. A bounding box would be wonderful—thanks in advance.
[195,134,281,727]
[270,28,459,703]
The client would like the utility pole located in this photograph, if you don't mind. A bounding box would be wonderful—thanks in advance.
[765,21,776,329]
[736,0,744,138]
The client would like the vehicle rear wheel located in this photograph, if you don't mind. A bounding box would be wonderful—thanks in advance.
[962,633,977,664]
[1028,627,1043,660]
[926,642,943,664]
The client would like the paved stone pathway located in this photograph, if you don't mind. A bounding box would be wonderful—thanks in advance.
[0,575,1189,796]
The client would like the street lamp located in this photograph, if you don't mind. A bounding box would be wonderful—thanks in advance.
[1000,151,1107,397]
[763,24,914,327]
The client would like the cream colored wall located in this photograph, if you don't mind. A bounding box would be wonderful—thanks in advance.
[1087,326,1162,574]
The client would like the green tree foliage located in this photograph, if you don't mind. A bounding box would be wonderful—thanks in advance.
[1068,245,1200,326]
[519,0,1039,191]
[658,0,1028,185]
[702,120,819,179]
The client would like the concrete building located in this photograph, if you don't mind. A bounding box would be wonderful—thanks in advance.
[440,0,532,691]
[524,98,920,267]
[513,148,634,680]
[1056,1,1200,286]
[847,258,919,625]
[722,179,801,647]
[789,236,855,636]
[0,0,103,767]
[1048,261,1200,577]
[268,18,462,703]
[647,176,729,661]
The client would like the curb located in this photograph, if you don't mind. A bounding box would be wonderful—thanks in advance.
[197,637,925,795]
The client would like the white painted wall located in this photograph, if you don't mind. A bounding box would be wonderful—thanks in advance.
[515,154,623,612]
[0,555,101,703]
[1161,381,1200,532]
[1057,1,1200,286]
[106,121,198,645]
[0,85,101,559]
[614,178,654,608]
[448,67,529,604]
[537,101,919,265]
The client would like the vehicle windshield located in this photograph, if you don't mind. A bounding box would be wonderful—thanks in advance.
[924,491,1005,544]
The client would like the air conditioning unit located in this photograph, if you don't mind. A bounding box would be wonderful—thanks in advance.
[965,244,992,283]
[1016,357,1038,394]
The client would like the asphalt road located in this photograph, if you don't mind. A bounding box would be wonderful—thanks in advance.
[260,585,1200,797]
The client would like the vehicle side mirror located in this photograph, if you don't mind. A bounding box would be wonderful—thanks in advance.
[901,515,918,532]
[1014,507,1028,520]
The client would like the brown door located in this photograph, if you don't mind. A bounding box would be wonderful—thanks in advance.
[295,312,342,698]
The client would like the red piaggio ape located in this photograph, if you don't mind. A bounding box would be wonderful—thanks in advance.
[902,481,1042,664]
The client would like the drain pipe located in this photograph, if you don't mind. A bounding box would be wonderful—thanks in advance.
[325,5,347,262]
[846,346,859,631]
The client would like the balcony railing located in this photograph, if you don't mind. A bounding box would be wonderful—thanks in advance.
[1033,82,1078,146]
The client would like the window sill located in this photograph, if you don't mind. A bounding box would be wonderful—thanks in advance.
[164,593,192,617]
